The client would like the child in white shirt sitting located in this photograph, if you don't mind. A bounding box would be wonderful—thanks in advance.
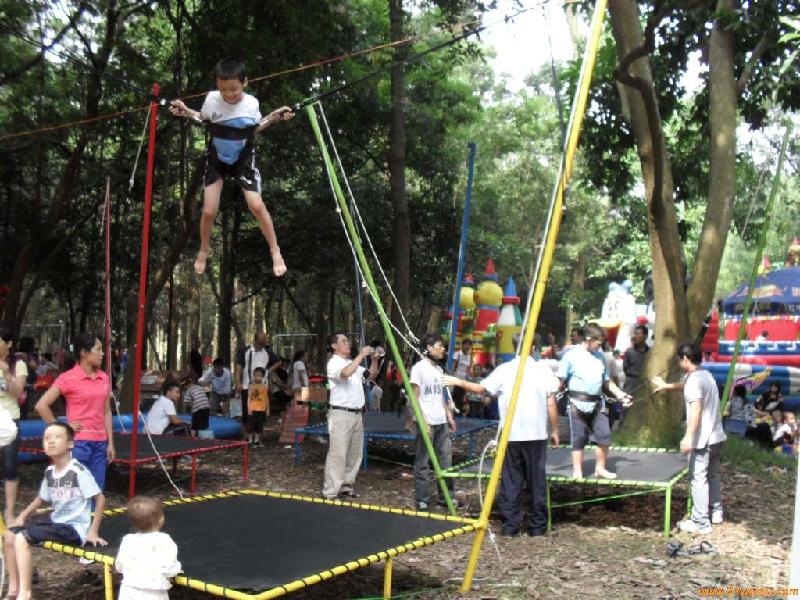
[115,496,182,599]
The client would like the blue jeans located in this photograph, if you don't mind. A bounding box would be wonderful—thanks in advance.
[72,440,108,490]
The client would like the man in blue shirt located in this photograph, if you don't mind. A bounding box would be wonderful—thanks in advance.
[558,324,632,479]
[199,357,233,416]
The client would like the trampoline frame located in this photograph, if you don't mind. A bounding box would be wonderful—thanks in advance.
[39,489,480,600]
[20,434,249,496]
[443,446,688,537]
[293,416,496,469]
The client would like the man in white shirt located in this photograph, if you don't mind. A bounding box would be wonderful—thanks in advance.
[410,333,457,511]
[322,334,380,500]
[444,334,560,536]
[653,342,726,535]
[145,382,190,435]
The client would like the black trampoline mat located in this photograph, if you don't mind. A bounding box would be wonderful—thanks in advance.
[21,433,244,462]
[458,447,687,483]
[302,414,495,437]
[92,493,472,592]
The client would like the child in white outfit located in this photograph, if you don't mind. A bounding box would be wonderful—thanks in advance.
[115,496,182,599]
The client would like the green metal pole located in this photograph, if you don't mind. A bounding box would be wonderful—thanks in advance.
[719,122,793,414]
[306,104,456,515]
[664,486,672,538]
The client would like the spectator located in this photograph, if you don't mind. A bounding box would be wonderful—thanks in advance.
[182,374,211,437]
[290,350,310,401]
[409,333,457,511]
[725,384,757,439]
[756,382,784,415]
[755,330,768,343]
[773,411,797,448]
[199,358,233,416]
[268,358,292,410]
[322,333,379,500]
[36,332,116,490]
[465,364,486,419]
[0,327,26,522]
[558,327,585,358]
[235,332,277,428]
[145,382,190,435]
[449,339,473,413]
[189,341,203,380]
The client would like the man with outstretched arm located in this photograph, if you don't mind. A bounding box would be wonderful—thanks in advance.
[652,341,726,534]
[444,334,559,536]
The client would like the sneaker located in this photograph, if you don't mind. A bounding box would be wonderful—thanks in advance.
[677,519,712,535]
[416,502,429,511]
[711,510,724,525]
[436,497,464,509]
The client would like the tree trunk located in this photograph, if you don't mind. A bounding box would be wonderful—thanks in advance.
[608,0,689,445]
[686,0,737,331]
[389,0,411,324]
[565,247,590,340]
[216,195,242,366]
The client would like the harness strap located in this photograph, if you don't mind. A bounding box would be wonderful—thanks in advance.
[206,122,256,141]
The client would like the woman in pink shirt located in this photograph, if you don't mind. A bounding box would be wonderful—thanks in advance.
[36,333,115,489]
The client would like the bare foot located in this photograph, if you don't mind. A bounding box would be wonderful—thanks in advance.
[272,252,287,277]
[194,249,209,274]
[594,468,617,479]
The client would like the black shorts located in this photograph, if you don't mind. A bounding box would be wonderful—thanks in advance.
[204,143,261,193]
[10,517,82,546]
[247,410,266,433]
[568,403,611,449]
[191,409,210,432]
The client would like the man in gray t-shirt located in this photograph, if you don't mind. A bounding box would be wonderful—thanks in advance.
[653,342,726,535]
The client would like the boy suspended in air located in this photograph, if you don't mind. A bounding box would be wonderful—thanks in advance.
[170,58,294,276]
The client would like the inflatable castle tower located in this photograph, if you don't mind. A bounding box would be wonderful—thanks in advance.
[496,277,522,364]
[472,259,503,366]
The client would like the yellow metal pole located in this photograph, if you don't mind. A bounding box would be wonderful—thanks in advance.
[459,0,608,590]
[383,557,394,599]
[104,562,114,600]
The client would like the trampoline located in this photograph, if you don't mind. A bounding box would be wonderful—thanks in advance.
[293,414,497,469]
[20,433,248,496]
[444,446,688,536]
[42,490,479,599]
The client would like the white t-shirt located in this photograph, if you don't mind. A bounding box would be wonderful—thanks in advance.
[482,356,559,441]
[410,359,447,426]
[291,361,309,390]
[327,354,366,409]
[146,396,176,435]
[683,368,727,449]
[200,91,262,165]
[0,359,27,419]
[241,347,272,390]
[116,531,182,594]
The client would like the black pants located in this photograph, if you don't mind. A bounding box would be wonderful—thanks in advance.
[498,440,548,535]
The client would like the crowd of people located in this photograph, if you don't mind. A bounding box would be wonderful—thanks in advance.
[0,318,785,596]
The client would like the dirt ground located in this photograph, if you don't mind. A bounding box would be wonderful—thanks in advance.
[10,418,794,599]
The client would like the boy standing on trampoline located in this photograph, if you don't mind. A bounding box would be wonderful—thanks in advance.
[557,323,631,480]
[652,342,726,534]
[169,58,294,276]
[410,333,457,511]
[322,334,380,500]
[5,422,106,600]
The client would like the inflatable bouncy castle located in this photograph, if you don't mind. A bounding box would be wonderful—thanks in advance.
[717,266,800,367]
